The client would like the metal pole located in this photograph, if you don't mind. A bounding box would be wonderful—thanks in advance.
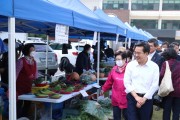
[97,32,100,85]
[45,35,49,81]
[8,17,17,120]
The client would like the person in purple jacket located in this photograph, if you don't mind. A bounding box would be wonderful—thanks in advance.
[160,48,180,120]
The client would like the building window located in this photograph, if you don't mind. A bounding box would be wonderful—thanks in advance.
[162,20,180,30]
[131,0,159,10]
[131,20,158,29]
[103,0,129,10]
[163,0,180,10]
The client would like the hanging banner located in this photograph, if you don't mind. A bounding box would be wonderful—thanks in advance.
[55,24,69,44]
[115,34,119,44]
[128,38,131,48]
[93,32,97,45]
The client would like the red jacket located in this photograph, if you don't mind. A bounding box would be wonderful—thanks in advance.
[160,59,180,97]
[16,57,37,95]
[102,65,127,109]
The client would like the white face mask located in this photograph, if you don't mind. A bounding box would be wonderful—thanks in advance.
[116,60,124,67]
[161,48,165,52]
[30,51,36,57]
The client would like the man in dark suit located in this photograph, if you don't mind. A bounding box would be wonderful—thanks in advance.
[148,38,164,115]
[148,38,164,69]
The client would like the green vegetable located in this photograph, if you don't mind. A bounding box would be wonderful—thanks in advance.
[34,77,45,84]
[80,74,93,84]
[65,86,74,92]
[53,84,61,91]
[80,100,108,120]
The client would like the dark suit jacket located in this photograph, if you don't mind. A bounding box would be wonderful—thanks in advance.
[176,55,180,61]
[151,52,164,70]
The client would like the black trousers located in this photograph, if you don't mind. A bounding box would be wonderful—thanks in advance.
[127,93,153,120]
[17,100,31,118]
[113,106,128,120]
[162,96,180,120]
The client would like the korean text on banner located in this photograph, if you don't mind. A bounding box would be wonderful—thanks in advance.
[55,24,69,44]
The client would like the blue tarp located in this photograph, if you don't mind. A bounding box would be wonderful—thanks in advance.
[0,0,119,34]
[108,16,143,40]
[0,0,73,26]
[94,9,126,36]
[46,0,119,34]
[125,22,148,41]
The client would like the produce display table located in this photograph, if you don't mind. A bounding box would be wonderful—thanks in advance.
[18,83,99,120]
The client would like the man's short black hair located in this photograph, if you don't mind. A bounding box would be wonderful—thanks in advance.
[148,38,158,47]
[115,51,127,60]
[134,42,150,54]
[22,44,35,56]
[161,48,177,60]
[162,41,169,47]
[83,44,91,51]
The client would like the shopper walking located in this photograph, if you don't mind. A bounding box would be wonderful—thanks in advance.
[101,51,128,120]
[124,42,159,120]
[160,48,180,120]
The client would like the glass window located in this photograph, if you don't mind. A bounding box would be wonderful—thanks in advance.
[76,46,84,51]
[31,43,52,52]
[103,0,129,10]
[131,20,158,29]
[163,0,180,10]
[162,20,180,30]
[131,0,159,10]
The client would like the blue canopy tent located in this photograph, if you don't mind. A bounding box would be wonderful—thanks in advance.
[94,9,126,37]
[125,22,148,41]
[108,16,138,39]
[46,0,119,34]
[132,26,149,41]
[1,0,123,118]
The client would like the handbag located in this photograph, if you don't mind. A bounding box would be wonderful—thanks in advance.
[153,91,162,107]
[158,61,174,97]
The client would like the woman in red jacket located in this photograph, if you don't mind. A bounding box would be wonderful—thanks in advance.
[101,51,128,120]
[16,44,38,118]
[160,48,180,120]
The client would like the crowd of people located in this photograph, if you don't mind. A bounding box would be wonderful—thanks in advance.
[75,38,180,120]
[0,38,180,119]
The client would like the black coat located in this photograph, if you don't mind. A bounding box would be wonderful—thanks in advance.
[75,51,91,75]
[151,52,164,70]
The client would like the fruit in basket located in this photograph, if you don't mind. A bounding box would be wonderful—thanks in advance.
[49,93,61,99]
[39,89,54,95]
[70,72,80,81]
[53,84,61,91]
[35,93,48,98]
[65,86,74,92]
[74,84,84,91]
[34,77,47,87]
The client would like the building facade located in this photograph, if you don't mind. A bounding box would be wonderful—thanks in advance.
[81,0,180,42]
[103,0,180,42]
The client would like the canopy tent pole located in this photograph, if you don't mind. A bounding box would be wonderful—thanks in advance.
[97,32,100,85]
[45,35,49,81]
[125,38,127,49]
[8,17,17,120]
